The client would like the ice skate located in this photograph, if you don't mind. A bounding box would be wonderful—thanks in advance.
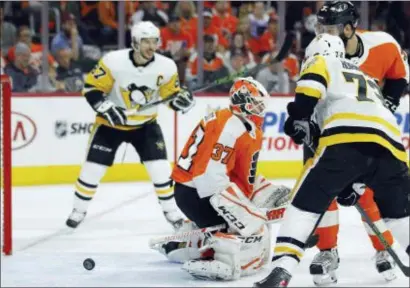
[66,209,87,228]
[375,250,397,281]
[254,267,292,287]
[309,248,339,286]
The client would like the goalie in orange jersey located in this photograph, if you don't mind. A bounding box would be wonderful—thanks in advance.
[302,1,410,285]
[152,77,293,281]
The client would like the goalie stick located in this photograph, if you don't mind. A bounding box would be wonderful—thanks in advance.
[128,32,295,113]
[149,204,288,249]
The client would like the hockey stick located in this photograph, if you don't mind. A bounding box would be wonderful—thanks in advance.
[149,205,288,249]
[127,32,295,114]
[193,31,295,93]
[355,203,409,277]
[303,140,409,276]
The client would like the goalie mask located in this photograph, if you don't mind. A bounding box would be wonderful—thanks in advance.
[229,77,269,128]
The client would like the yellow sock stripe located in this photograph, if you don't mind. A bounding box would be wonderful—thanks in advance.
[274,245,304,259]
[155,187,174,196]
[75,182,96,197]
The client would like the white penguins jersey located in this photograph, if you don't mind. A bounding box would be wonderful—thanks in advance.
[296,54,407,163]
[83,49,180,130]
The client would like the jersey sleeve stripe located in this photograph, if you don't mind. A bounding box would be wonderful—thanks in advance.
[299,73,328,88]
[297,79,327,96]
[295,86,322,99]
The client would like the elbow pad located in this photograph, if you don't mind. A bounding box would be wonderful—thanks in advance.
[287,94,318,120]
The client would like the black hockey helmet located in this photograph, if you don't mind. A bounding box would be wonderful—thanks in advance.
[316,1,359,42]
[317,1,359,27]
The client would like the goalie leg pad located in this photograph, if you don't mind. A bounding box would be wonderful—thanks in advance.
[158,241,202,263]
[210,183,267,236]
[238,224,271,277]
[182,232,242,281]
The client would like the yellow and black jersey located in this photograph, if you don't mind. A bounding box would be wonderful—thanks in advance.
[296,55,407,163]
[83,49,180,130]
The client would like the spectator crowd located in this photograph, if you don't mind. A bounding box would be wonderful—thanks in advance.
[1,1,409,94]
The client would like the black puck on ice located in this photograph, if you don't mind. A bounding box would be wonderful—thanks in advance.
[83,258,95,270]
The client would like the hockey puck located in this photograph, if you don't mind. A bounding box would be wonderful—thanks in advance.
[83,258,95,270]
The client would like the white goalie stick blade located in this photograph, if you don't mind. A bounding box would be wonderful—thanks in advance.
[148,205,287,249]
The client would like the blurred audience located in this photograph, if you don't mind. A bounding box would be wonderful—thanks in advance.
[2,1,408,94]
[51,12,83,61]
[160,14,193,83]
[259,16,278,56]
[174,1,197,36]
[160,15,193,61]
[7,26,57,74]
[5,42,39,92]
[132,1,168,27]
[54,48,84,92]
[97,1,137,46]
[256,58,290,94]
[248,2,270,38]
[212,1,238,41]
[186,34,229,91]
[227,49,248,74]
[0,5,17,55]
[192,9,229,52]
[223,32,256,68]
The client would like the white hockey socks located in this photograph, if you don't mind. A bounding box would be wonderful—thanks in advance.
[73,161,107,212]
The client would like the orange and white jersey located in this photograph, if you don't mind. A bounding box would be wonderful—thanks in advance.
[351,31,409,84]
[172,108,263,199]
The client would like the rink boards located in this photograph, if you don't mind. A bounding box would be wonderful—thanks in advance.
[10,93,410,186]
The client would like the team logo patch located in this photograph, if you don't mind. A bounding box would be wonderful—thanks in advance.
[156,141,165,151]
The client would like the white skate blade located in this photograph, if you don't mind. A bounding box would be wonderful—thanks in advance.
[313,271,337,286]
[380,269,397,282]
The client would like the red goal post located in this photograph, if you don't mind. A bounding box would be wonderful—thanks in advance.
[1,74,12,255]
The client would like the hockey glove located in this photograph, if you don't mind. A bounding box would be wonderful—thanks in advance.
[284,117,320,146]
[95,100,126,126]
[169,87,195,113]
[336,183,366,207]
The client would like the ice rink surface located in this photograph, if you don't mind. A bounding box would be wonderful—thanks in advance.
[1,180,409,287]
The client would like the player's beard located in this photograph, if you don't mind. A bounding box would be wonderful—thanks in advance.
[141,50,153,61]
[135,49,154,64]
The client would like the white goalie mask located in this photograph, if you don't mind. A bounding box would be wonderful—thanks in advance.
[305,33,345,59]
[131,21,161,52]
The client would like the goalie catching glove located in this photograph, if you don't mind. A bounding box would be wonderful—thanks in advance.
[169,86,195,113]
[94,100,127,126]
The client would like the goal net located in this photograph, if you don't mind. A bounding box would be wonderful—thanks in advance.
[1,74,12,255]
